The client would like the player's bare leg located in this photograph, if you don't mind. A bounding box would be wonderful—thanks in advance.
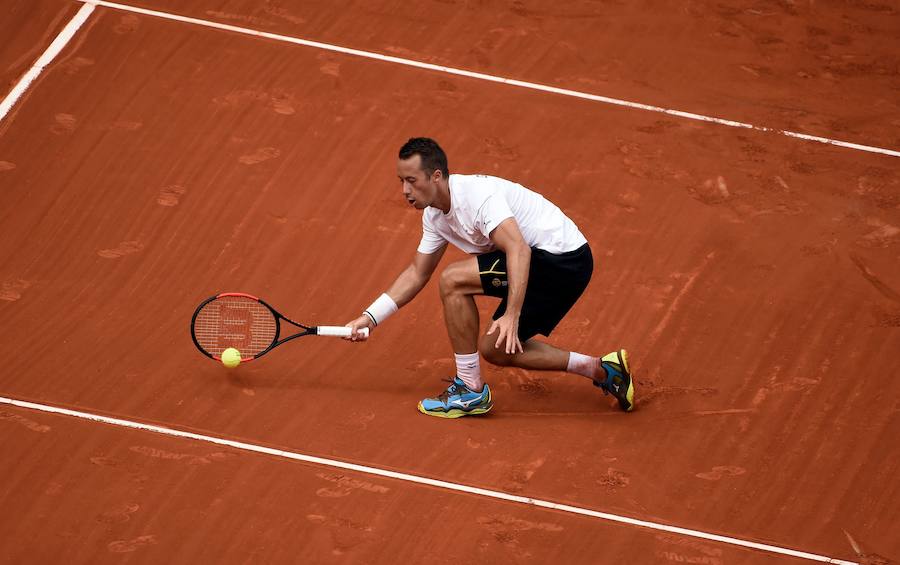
[417,258,493,418]
[437,259,482,355]
[478,335,570,372]
[480,333,633,411]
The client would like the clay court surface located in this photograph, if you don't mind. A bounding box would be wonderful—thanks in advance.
[1,1,899,563]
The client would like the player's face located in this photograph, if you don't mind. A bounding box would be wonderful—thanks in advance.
[397,155,439,209]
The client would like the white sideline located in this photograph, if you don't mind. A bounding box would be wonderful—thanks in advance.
[69,0,900,159]
[0,395,857,565]
[0,3,96,124]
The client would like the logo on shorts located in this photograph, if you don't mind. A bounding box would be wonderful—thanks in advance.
[491,278,507,288]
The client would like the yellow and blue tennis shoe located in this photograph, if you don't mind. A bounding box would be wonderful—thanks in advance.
[594,349,634,412]
[418,377,493,418]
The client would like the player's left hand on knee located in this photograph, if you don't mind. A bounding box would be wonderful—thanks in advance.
[487,314,524,355]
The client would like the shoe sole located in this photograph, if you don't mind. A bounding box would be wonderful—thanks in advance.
[619,349,635,412]
[417,401,493,419]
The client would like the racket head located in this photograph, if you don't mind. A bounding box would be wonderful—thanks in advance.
[190,293,280,361]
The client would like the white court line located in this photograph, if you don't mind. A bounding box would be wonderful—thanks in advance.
[0,3,95,124]
[76,0,899,159]
[0,395,856,565]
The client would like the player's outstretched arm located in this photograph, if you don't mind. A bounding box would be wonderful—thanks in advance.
[345,246,447,340]
[387,246,447,307]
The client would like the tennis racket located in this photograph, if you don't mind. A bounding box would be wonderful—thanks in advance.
[190,292,368,362]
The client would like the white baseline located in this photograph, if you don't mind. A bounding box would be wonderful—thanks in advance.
[0,395,857,565]
[72,0,900,159]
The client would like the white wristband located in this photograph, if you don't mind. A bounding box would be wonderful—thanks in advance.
[363,293,398,326]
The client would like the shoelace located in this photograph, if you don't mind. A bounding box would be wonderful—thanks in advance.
[436,378,462,402]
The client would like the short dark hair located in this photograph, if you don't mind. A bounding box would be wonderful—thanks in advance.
[399,137,449,177]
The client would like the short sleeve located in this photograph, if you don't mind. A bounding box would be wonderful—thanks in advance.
[476,194,514,238]
[417,210,448,254]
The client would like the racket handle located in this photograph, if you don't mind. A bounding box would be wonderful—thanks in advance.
[317,326,370,338]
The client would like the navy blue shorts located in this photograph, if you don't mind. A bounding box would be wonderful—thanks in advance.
[477,243,593,341]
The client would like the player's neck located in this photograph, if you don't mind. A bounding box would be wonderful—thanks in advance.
[434,180,452,214]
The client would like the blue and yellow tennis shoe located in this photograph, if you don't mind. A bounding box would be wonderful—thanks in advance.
[418,377,493,418]
[593,349,634,412]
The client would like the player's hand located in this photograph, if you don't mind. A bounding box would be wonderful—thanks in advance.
[487,313,523,355]
[344,315,374,342]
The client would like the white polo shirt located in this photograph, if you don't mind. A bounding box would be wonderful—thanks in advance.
[417,174,587,255]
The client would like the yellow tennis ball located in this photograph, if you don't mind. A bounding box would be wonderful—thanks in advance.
[221,347,242,368]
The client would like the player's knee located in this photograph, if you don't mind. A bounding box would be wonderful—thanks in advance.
[479,336,512,366]
[439,265,463,298]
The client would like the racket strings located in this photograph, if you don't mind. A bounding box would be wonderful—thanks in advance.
[193,296,277,356]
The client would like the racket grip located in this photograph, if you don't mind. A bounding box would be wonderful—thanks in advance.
[317,326,370,338]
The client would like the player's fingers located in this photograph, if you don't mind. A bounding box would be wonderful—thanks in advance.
[506,328,517,353]
[495,325,508,349]
[345,323,365,342]
[507,332,518,354]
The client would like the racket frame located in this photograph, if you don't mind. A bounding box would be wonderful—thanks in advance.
[190,292,358,362]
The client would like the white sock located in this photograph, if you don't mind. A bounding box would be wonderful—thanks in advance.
[567,352,600,379]
[455,352,483,392]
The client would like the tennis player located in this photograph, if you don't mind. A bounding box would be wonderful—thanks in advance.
[346,137,633,417]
